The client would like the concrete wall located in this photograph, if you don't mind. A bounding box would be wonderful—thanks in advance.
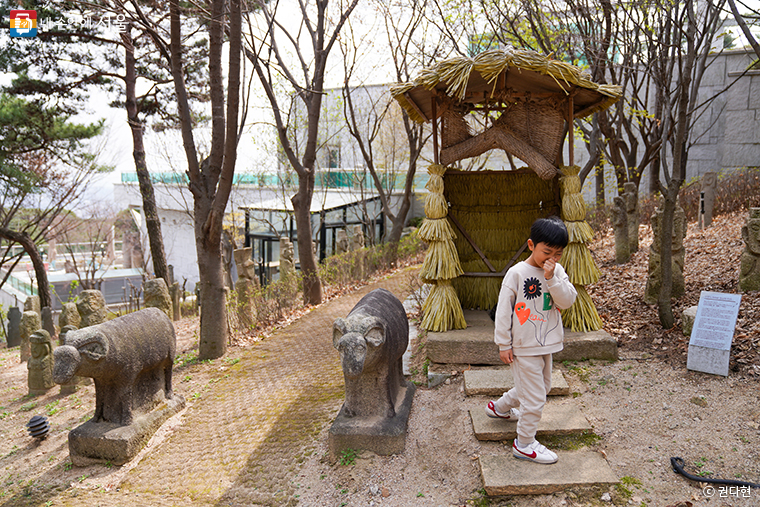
[620,49,760,205]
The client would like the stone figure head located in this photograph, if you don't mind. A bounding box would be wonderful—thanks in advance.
[29,329,52,362]
[702,171,717,189]
[612,196,626,227]
[280,237,294,262]
[741,208,760,255]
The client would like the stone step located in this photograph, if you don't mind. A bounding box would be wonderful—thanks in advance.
[479,451,618,495]
[426,310,618,365]
[463,367,569,396]
[469,402,592,441]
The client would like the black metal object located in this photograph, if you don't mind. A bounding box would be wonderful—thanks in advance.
[671,457,760,488]
[26,415,50,439]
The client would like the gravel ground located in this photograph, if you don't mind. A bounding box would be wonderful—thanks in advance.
[1,212,758,507]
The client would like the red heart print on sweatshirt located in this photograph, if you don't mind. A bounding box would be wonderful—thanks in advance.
[515,302,530,325]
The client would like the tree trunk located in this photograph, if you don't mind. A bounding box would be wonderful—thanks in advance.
[657,184,678,328]
[595,166,606,206]
[386,198,411,245]
[123,27,169,284]
[195,195,228,359]
[292,170,322,304]
[168,0,241,359]
[0,228,51,308]
[658,2,696,329]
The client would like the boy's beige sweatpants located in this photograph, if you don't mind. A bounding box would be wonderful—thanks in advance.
[493,353,552,446]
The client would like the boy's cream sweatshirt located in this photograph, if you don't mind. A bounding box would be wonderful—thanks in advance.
[493,260,578,356]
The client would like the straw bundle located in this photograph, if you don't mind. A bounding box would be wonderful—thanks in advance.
[567,221,594,243]
[419,163,466,332]
[421,280,467,332]
[561,244,601,286]
[561,285,603,333]
[425,193,449,219]
[426,172,444,194]
[559,165,603,332]
[418,218,456,242]
[421,240,464,280]
[560,174,581,194]
[561,193,586,221]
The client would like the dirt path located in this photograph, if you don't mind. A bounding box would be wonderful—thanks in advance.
[0,266,419,507]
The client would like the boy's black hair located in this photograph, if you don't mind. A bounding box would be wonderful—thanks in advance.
[530,217,568,248]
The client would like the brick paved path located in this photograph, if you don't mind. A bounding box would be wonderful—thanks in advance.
[93,267,420,507]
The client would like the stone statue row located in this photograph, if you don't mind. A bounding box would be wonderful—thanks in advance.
[611,178,757,299]
[7,287,185,465]
[612,173,718,266]
[336,225,366,255]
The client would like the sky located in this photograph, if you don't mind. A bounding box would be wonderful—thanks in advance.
[7,1,760,208]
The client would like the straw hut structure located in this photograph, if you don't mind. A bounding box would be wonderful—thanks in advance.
[391,48,622,333]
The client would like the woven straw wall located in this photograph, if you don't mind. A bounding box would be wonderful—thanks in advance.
[444,170,559,310]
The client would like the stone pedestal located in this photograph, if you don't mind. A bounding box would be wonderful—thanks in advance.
[328,382,415,462]
[687,345,729,377]
[68,396,185,466]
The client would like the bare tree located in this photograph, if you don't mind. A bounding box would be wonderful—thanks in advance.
[644,0,727,327]
[339,0,434,252]
[243,0,360,305]
[59,205,118,291]
[164,0,242,359]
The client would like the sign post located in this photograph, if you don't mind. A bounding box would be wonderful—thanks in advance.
[686,291,742,376]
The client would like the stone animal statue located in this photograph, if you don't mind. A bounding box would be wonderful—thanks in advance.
[53,307,177,426]
[333,288,408,419]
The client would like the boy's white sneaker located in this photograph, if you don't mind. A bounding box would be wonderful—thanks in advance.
[485,401,520,421]
[512,439,558,464]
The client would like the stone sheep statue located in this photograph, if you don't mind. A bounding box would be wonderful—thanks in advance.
[53,307,177,426]
[333,288,409,419]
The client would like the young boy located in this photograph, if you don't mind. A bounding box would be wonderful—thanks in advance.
[485,217,577,464]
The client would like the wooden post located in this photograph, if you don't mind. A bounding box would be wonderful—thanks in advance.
[432,95,439,165]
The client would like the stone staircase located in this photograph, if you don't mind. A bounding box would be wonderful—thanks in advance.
[461,362,618,496]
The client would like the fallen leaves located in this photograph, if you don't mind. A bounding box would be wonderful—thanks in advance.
[588,211,760,374]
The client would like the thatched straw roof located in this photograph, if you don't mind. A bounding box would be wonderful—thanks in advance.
[391,48,622,124]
